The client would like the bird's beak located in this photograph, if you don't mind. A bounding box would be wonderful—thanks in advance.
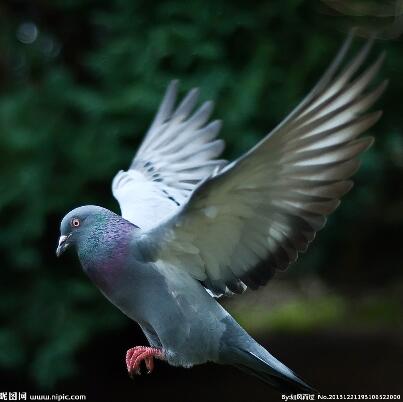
[56,234,71,257]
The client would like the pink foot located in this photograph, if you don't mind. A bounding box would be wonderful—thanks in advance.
[125,346,165,376]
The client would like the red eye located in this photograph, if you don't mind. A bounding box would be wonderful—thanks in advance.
[71,218,80,227]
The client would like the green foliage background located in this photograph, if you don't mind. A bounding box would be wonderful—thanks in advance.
[0,0,402,390]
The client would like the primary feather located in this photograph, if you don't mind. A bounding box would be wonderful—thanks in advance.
[135,35,386,296]
[112,80,226,230]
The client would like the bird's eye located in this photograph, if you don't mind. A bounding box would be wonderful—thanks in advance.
[71,218,80,228]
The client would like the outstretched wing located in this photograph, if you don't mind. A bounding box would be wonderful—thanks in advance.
[112,81,226,230]
[141,36,386,296]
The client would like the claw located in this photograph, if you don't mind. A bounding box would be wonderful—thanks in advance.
[145,356,154,374]
[125,346,164,377]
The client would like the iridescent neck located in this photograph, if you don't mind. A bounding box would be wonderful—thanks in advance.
[77,216,135,290]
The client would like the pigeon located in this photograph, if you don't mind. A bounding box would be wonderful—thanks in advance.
[56,34,386,394]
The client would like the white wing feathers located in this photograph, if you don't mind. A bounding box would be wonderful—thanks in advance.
[112,80,226,230]
[142,36,386,296]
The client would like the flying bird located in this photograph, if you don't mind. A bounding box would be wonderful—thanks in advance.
[56,34,386,393]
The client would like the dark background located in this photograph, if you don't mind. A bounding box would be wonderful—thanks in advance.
[0,1,402,401]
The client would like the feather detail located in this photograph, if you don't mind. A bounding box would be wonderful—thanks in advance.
[144,34,385,296]
[112,81,226,230]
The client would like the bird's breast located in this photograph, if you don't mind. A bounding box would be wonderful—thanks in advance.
[78,236,132,297]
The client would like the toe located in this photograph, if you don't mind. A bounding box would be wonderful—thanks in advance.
[128,355,142,376]
[125,346,163,377]
[125,346,139,367]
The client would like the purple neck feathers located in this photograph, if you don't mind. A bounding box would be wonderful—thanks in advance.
[78,216,135,292]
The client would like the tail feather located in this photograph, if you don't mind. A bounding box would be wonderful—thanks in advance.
[233,348,317,394]
[218,314,317,393]
[236,351,317,393]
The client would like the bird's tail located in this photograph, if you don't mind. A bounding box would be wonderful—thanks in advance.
[231,346,317,394]
[233,350,315,393]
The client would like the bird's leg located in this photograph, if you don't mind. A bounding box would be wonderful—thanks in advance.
[125,346,165,376]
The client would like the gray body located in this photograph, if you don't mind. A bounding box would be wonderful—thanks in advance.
[78,216,244,366]
[68,207,307,391]
[84,229,228,367]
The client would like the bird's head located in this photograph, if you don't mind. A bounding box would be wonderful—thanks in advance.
[56,205,111,257]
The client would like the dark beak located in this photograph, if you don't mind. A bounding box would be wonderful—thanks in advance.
[56,234,70,257]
